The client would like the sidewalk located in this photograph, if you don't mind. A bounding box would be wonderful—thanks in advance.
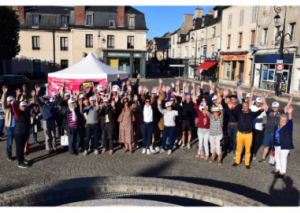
[175,77,300,105]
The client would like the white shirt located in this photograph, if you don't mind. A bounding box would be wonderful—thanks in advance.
[143,104,153,122]
[250,105,266,130]
[158,107,178,127]
[105,114,109,123]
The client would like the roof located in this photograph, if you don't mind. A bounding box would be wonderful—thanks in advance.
[153,37,170,51]
[24,6,73,15]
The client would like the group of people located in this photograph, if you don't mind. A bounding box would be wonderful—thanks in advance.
[0,74,295,179]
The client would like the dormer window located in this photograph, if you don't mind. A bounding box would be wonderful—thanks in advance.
[86,14,93,26]
[193,20,195,29]
[201,17,205,27]
[178,36,181,43]
[128,15,135,28]
[61,16,67,28]
[186,35,189,41]
[32,14,39,27]
[109,20,115,28]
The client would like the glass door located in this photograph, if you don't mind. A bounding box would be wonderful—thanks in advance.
[281,70,289,93]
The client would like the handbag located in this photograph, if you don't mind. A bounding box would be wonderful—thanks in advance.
[220,135,230,147]
[61,135,69,146]
[269,150,275,165]
[24,141,30,153]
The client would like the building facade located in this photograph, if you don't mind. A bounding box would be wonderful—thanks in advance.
[253,6,300,96]
[3,6,148,79]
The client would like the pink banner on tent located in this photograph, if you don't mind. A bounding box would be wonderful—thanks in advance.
[47,77,107,95]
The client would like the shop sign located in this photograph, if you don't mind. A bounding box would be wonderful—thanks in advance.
[254,54,294,64]
[223,55,245,60]
[203,45,207,57]
[251,46,258,51]
[133,53,141,57]
[108,52,130,57]
[205,57,217,61]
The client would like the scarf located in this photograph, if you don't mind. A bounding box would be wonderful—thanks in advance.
[69,107,77,122]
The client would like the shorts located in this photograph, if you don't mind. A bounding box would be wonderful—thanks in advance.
[262,132,273,147]
[182,119,193,132]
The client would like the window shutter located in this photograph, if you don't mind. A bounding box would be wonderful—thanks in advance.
[228,13,232,27]
[241,9,244,25]
[217,37,220,49]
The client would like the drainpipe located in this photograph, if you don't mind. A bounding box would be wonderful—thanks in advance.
[53,30,56,72]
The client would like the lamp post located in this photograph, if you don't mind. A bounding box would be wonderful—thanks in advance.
[191,33,199,79]
[273,6,291,97]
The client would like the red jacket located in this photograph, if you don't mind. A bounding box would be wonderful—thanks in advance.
[194,103,210,129]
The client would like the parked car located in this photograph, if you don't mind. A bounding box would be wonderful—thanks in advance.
[0,75,30,89]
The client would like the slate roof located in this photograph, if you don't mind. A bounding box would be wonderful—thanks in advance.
[154,38,170,51]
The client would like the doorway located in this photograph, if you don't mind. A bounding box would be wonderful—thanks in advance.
[132,58,140,78]
[239,61,244,82]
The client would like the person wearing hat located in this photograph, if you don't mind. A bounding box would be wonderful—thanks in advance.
[50,91,62,140]
[83,94,100,155]
[1,86,16,161]
[228,100,267,169]
[11,100,31,168]
[35,85,61,154]
[62,98,81,155]
[99,97,118,154]
[28,90,40,144]
[157,99,179,154]
[259,93,294,163]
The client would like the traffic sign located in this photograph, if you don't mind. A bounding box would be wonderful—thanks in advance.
[276,64,283,71]
[276,60,283,64]
[251,46,258,51]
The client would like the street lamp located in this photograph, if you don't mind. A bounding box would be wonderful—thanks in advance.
[191,33,198,79]
[273,6,291,97]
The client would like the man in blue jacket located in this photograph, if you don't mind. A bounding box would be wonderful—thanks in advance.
[35,85,61,154]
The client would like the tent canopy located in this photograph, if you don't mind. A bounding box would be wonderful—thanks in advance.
[48,53,128,82]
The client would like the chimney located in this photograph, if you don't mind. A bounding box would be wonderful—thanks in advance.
[209,9,214,15]
[74,6,85,25]
[195,6,203,18]
[117,6,125,27]
[13,6,25,24]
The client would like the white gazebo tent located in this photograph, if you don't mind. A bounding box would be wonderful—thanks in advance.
[48,53,128,94]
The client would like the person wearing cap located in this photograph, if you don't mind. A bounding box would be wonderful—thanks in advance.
[99,96,118,154]
[157,99,179,154]
[1,86,16,161]
[35,85,61,154]
[272,106,294,178]
[11,100,31,168]
[77,92,89,151]
[62,98,81,155]
[83,95,100,155]
[50,91,62,140]
[228,100,267,169]
[28,90,40,144]
[259,93,294,163]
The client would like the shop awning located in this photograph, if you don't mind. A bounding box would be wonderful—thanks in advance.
[196,61,218,70]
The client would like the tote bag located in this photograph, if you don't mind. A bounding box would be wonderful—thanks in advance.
[61,135,69,146]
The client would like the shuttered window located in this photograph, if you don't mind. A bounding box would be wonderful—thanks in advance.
[239,9,244,25]
[228,13,232,28]
[252,6,258,22]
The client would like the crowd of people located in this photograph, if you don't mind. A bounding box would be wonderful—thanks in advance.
[0,74,295,178]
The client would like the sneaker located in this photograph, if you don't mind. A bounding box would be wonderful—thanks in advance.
[178,140,182,146]
[136,145,140,149]
[147,149,150,155]
[167,150,172,155]
[142,148,146,154]
[175,139,178,144]
[23,159,28,165]
[233,153,236,159]
[7,157,13,161]
[259,158,266,163]
[160,149,165,153]
[83,150,88,156]
[180,144,185,149]
[232,163,239,167]
[252,154,256,160]
[94,150,99,155]
[271,170,280,174]
[246,165,250,169]
[109,150,113,155]
[187,144,191,149]
[102,148,106,154]
[242,156,245,161]
[277,174,285,178]
[18,163,28,169]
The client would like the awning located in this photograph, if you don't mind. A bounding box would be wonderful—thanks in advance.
[196,61,218,70]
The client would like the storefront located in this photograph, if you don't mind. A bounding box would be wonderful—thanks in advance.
[188,59,200,79]
[219,52,248,86]
[103,50,146,78]
[196,60,218,81]
[253,53,295,94]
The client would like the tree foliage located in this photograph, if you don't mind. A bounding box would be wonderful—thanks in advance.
[0,6,20,60]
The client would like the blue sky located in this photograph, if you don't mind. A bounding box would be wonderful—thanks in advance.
[133,6,214,39]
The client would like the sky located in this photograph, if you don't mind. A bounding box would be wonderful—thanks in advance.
[133,6,213,39]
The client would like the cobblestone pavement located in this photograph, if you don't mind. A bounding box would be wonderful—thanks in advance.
[0,77,299,206]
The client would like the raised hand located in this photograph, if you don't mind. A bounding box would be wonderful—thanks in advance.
[22,84,27,91]
[122,81,125,87]
[157,99,162,105]
[238,88,243,97]
[159,78,163,84]
[57,87,61,94]
[35,84,40,92]
[201,80,204,88]
[171,82,175,88]
[31,90,36,97]
[209,80,212,86]
[133,94,138,102]
[262,92,266,97]
[70,84,73,91]
[191,81,195,87]
[290,93,294,99]
[230,87,234,94]
[15,88,21,96]
[223,89,228,97]
[63,81,66,86]
[287,106,294,114]
[217,97,222,104]
[2,86,8,93]
[176,79,180,86]
[137,74,140,79]
[117,73,120,79]
[267,90,272,96]
[183,82,187,88]
[251,86,256,91]
[162,85,166,92]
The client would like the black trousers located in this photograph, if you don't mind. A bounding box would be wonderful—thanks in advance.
[102,123,114,150]
[15,134,27,165]
[252,129,263,156]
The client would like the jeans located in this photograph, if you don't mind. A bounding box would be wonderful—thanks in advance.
[161,126,176,150]
[227,124,238,152]
[68,127,81,153]
[197,128,209,156]
[252,129,263,156]
[43,120,56,150]
[29,123,37,142]
[0,119,4,136]
[6,126,14,157]
[102,123,114,150]
[85,124,99,151]
[140,122,154,149]
[15,133,27,165]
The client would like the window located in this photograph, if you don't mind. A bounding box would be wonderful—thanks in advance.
[262,28,268,44]
[127,36,134,49]
[61,60,68,69]
[173,36,175,44]
[178,36,181,43]
[239,9,244,25]
[185,46,188,57]
[32,36,40,50]
[201,31,204,39]
[60,37,68,51]
[263,6,270,15]
[227,34,231,49]
[211,45,215,56]
[214,10,218,18]
[212,26,216,37]
[86,34,93,48]
[238,33,243,48]
[192,47,195,57]
[186,35,189,41]
[61,16,67,28]
[252,6,258,22]
[86,14,93,26]
[250,30,255,46]
[129,16,135,28]
[274,26,280,42]
[223,61,230,80]
[202,17,205,27]
[107,35,114,48]
[109,20,115,28]
[32,15,39,27]
[177,47,181,57]
[228,13,232,28]
[289,23,296,41]
[193,20,195,29]
[172,49,174,57]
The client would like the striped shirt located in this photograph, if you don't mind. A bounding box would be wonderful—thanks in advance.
[68,110,79,128]
[0,100,4,119]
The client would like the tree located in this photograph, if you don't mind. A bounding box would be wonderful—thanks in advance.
[0,6,20,61]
